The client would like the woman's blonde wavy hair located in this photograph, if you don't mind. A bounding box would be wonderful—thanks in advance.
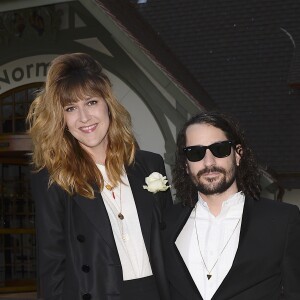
[27,53,136,199]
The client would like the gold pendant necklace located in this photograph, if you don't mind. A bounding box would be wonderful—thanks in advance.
[105,183,115,199]
[104,180,124,220]
[194,204,241,280]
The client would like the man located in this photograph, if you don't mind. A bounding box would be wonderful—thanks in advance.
[163,111,300,300]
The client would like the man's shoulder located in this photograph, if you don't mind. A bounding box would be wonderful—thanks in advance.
[255,197,298,209]
[166,201,192,222]
[250,197,300,217]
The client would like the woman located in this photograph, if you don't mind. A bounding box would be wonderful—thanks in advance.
[27,53,172,300]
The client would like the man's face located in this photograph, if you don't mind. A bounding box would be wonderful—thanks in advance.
[185,123,241,197]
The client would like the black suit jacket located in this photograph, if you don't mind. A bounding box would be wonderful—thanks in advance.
[162,197,300,300]
[31,150,172,300]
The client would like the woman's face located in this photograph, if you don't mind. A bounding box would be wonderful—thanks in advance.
[63,96,110,163]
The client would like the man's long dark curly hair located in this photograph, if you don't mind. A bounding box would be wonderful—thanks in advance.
[172,111,261,206]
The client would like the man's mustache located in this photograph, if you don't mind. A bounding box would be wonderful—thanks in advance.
[197,166,226,178]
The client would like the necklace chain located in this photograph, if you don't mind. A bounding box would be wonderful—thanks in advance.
[103,180,124,220]
[102,180,127,242]
[194,204,241,280]
[102,178,138,277]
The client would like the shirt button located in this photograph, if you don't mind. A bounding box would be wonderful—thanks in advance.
[82,293,91,300]
[81,265,90,273]
[122,234,130,241]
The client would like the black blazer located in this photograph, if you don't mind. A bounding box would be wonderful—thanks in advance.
[162,197,300,300]
[31,150,172,300]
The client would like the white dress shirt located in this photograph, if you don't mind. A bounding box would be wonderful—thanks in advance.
[176,192,245,300]
[97,164,153,280]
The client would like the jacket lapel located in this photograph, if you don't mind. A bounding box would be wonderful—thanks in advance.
[73,191,117,251]
[212,196,253,299]
[169,203,204,300]
[126,160,154,253]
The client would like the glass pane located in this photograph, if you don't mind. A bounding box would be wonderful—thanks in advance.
[2,96,12,104]
[15,91,26,103]
[15,118,26,133]
[28,88,39,102]
[2,105,13,133]
[15,104,26,118]
[2,105,13,120]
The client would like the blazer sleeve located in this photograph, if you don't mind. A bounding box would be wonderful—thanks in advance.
[31,169,66,300]
[282,205,300,299]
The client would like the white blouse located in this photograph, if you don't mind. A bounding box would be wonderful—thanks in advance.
[97,164,153,280]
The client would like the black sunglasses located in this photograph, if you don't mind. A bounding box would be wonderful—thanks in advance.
[183,141,235,162]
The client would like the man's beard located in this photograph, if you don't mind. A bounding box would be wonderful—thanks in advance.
[192,165,237,195]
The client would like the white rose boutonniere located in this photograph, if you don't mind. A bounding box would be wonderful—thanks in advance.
[143,172,170,194]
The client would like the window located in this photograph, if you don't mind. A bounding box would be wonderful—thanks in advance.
[0,84,42,134]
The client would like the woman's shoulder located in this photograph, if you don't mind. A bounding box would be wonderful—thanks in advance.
[134,149,165,167]
[30,167,68,207]
[135,149,163,161]
[30,167,63,193]
[130,150,167,177]
[30,167,49,183]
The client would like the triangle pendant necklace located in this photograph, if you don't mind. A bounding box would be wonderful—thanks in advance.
[194,204,241,280]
